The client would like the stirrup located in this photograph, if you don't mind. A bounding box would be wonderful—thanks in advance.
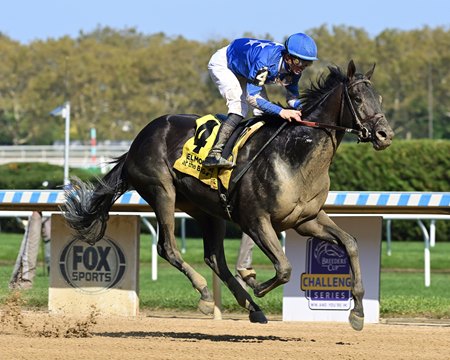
[203,152,234,169]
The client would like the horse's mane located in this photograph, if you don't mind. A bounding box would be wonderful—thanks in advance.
[300,66,347,115]
[252,66,348,125]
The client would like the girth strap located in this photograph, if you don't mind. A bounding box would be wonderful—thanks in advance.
[218,121,288,219]
[229,121,288,191]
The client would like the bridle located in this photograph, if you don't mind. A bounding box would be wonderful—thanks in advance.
[342,78,384,142]
[298,78,384,142]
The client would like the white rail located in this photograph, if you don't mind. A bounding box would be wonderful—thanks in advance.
[0,144,129,168]
[1,190,449,288]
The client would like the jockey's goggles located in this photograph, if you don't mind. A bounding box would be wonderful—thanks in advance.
[291,56,313,68]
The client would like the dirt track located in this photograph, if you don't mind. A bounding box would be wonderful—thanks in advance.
[1,307,450,360]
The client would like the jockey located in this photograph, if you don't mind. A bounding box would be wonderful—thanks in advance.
[203,32,318,168]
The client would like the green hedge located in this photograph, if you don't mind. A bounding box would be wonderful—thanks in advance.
[330,139,450,241]
[330,139,450,191]
[1,140,448,241]
[3,141,446,192]
[0,162,98,189]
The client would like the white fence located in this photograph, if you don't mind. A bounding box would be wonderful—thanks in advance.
[1,190,449,285]
[0,144,130,168]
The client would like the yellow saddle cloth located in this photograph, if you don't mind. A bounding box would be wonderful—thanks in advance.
[173,114,264,190]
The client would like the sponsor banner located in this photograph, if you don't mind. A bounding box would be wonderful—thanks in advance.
[59,237,126,294]
[301,237,352,310]
[49,214,140,316]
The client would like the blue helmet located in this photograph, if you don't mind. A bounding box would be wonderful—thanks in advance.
[284,33,318,61]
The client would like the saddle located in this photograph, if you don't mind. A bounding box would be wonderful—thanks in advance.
[173,114,264,190]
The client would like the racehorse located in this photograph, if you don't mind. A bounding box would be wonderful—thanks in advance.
[62,60,393,331]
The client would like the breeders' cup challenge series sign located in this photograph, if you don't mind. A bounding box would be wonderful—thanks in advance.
[301,238,352,310]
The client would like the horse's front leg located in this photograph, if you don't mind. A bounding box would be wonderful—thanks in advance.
[139,190,215,316]
[295,210,365,331]
[196,214,268,324]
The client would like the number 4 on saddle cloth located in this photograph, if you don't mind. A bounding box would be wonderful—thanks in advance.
[173,114,264,190]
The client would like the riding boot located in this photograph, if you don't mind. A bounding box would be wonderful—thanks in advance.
[203,114,243,168]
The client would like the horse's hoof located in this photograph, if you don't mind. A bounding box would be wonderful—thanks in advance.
[198,299,215,315]
[253,287,265,298]
[349,311,364,331]
[249,311,268,324]
[254,289,269,298]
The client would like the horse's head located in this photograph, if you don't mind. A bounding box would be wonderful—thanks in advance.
[345,60,394,150]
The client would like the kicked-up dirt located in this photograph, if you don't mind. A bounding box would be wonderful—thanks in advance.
[1,292,449,360]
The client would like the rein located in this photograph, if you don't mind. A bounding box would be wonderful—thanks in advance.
[226,80,364,198]
[297,78,373,138]
[220,77,381,217]
[295,119,361,135]
[229,121,288,191]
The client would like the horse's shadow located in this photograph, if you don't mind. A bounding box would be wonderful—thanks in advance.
[95,331,304,343]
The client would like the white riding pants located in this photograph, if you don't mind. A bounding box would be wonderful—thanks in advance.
[9,211,42,287]
[236,232,255,271]
[208,47,268,118]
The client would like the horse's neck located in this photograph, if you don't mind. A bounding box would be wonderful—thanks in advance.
[308,85,343,126]
[306,85,347,147]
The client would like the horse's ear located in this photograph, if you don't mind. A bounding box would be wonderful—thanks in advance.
[365,63,376,80]
[347,60,356,79]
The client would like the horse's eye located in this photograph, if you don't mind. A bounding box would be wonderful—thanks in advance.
[354,96,362,104]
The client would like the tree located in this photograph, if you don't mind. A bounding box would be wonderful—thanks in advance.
[0,36,35,144]
[0,26,449,144]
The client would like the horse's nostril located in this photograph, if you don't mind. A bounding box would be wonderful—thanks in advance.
[376,130,387,141]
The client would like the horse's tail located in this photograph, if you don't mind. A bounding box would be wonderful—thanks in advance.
[61,152,130,245]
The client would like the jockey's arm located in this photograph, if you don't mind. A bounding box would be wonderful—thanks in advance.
[285,78,302,110]
[246,83,302,122]
[246,83,282,115]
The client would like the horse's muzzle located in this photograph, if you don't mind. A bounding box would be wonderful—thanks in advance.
[370,115,394,150]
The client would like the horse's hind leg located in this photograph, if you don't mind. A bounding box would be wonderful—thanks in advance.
[139,189,215,316]
[244,220,292,297]
[296,210,365,331]
[193,212,267,324]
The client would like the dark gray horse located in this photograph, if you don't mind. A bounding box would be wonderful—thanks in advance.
[62,60,393,331]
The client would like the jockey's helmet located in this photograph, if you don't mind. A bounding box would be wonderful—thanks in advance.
[284,33,318,61]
